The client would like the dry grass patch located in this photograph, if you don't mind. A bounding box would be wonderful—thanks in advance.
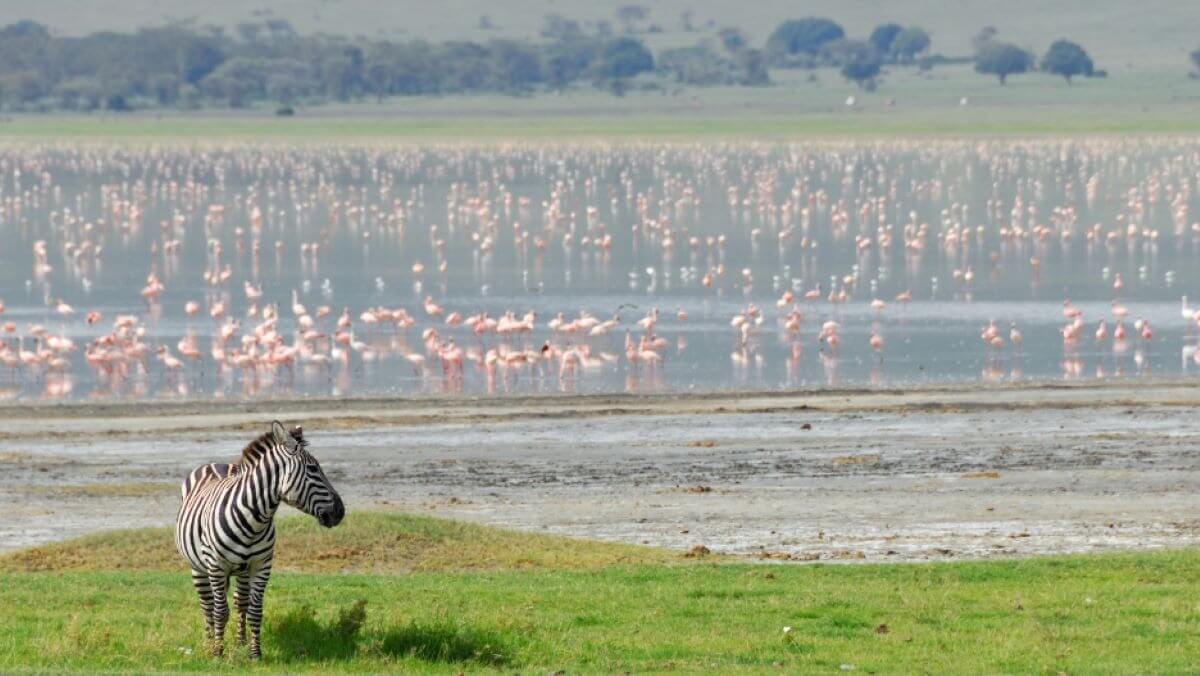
[831,454,881,466]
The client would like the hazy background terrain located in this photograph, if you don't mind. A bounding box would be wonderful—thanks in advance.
[4,0,1192,67]
[0,0,1196,134]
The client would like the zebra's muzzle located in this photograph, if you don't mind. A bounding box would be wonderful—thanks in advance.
[317,495,345,528]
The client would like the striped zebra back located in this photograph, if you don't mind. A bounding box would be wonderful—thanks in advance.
[180,463,235,499]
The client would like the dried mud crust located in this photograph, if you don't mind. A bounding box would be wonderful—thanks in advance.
[1,381,1198,561]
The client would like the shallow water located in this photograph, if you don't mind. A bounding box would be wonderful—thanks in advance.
[1,139,1199,400]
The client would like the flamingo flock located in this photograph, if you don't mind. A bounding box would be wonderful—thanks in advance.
[0,139,1199,399]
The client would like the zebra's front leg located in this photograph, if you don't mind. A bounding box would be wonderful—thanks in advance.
[206,570,231,657]
[246,564,273,660]
[190,569,215,644]
[234,573,250,647]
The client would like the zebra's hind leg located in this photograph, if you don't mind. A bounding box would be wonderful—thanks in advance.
[246,564,273,660]
[206,570,231,657]
[233,573,250,647]
[189,569,215,644]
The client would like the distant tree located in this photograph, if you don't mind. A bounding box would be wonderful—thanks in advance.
[263,19,295,39]
[0,21,54,88]
[236,22,261,43]
[659,44,731,85]
[54,77,105,111]
[680,10,695,32]
[0,20,50,40]
[1040,40,1093,84]
[616,5,648,33]
[478,15,495,30]
[543,37,603,90]
[972,26,998,52]
[200,57,266,107]
[437,41,489,91]
[767,17,845,66]
[488,39,544,93]
[265,59,316,103]
[105,93,130,111]
[319,45,364,101]
[146,74,182,105]
[869,23,903,56]
[541,14,583,42]
[838,40,883,89]
[1193,47,1200,76]
[594,37,653,79]
[891,27,931,63]
[175,33,226,84]
[0,71,48,105]
[975,42,1033,84]
[717,27,747,53]
[735,49,770,85]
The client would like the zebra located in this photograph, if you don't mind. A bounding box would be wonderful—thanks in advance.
[175,421,344,659]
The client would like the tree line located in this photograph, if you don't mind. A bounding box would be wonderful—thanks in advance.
[0,10,1184,112]
[0,18,669,111]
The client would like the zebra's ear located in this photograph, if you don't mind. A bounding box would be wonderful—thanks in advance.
[270,421,290,447]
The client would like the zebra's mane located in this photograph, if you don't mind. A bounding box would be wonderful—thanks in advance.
[235,432,277,467]
[236,425,306,467]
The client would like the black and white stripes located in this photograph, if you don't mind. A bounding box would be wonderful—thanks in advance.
[175,421,344,659]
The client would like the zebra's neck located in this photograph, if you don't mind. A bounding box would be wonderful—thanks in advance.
[232,451,287,531]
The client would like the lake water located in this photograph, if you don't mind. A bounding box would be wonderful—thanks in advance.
[1,139,1199,400]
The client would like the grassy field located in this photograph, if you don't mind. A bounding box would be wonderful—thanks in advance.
[1,62,1196,140]
[1,512,1198,673]
[4,107,1199,141]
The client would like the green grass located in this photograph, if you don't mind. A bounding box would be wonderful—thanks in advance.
[2,551,1198,672]
[4,107,1198,141]
[2,64,1198,140]
[1,513,1198,672]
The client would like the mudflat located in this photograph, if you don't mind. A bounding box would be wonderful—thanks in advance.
[2,381,1197,561]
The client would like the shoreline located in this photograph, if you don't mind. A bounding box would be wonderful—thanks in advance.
[0,379,1195,438]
